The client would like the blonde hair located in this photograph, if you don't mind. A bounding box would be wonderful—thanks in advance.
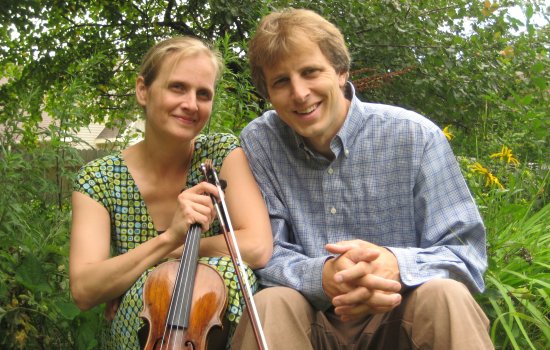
[248,8,350,98]
[139,36,224,87]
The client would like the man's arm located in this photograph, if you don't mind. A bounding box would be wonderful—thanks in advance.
[241,126,333,310]
[390,128,487,293]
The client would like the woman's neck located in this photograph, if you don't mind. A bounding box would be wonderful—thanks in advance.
[124,137,194,180]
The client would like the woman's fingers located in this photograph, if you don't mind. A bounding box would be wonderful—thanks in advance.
[171,182,220,235]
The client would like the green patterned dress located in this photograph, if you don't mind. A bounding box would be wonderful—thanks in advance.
[74,133,258,349]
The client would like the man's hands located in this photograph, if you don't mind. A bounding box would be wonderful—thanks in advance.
[322,240,402,321]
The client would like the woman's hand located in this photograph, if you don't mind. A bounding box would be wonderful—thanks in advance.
[164,181,220,245]
[69,181,219,311]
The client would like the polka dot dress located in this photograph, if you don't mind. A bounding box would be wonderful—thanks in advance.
[74,133,258,349]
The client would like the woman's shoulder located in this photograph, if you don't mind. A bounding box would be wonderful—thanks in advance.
[81,152,123,169]
[192,133,239,172]
[76,152,126,181]
[195,133,239,150]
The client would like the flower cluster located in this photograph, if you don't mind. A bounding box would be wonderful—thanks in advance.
[442,124,519,190]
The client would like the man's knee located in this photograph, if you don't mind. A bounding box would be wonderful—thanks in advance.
[254,286,312,317]
[415,278,470,301]
[412,278,489,328]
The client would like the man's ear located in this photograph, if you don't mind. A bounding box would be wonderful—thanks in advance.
[338,71,349,88]
[135,76,148,107]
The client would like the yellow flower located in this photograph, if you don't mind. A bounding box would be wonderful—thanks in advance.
[470,162,489,175]
[469,162,504,189]
[485,172,504,189]
[442,125,454,141]
[490,145,519,165]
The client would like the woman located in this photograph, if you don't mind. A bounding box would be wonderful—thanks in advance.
[69,36,272,349]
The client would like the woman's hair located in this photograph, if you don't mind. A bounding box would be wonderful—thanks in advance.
[248,8,350,99]
[139,36,224,87]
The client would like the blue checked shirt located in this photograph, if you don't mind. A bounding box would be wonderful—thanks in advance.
[241,83,487,310]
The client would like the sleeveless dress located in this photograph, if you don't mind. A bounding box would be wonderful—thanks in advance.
[74,133,258,349]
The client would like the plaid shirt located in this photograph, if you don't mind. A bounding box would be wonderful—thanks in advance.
[241,83,487,310]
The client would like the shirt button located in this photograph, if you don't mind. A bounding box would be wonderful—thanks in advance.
[327,167,334,175]
[406,274,413,280]
[330,207,337,214]
[344,149,350,156]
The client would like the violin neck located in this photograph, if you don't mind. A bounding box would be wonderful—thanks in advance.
[166,224,202,329]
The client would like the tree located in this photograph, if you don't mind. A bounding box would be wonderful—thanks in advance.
[0,1,548,348]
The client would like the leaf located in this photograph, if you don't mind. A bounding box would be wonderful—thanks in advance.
[15,255,52,293]
[531,62,544,74]
[531,77,547,91]
[55,301,81,320]
[0,306,6,321]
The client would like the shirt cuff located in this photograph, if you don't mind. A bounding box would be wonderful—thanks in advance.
[302,256,333,311]
[385,247,426,288]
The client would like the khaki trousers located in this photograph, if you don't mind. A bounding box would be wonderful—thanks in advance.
[231,279,493,350]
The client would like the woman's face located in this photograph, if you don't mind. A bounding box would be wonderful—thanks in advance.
[136,52,217,141]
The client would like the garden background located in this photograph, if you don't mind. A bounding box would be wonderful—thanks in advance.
[0,0,548,349]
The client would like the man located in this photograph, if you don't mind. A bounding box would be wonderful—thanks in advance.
[233,8,493,349]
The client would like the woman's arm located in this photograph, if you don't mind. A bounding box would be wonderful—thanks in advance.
[198,147,273,269]
[69,181,219,311]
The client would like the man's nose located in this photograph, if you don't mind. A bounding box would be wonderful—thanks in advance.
[290,78,310,102]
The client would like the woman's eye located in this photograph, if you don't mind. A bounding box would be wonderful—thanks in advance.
[169,83,185,92]
[272,78,288,87]
[197,90,212,100]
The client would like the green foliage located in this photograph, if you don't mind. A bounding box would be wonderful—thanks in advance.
[459,143,549,349]
[0,141,107,349]
[0,0,548,348]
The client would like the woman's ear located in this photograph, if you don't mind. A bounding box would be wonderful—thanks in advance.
[135,76,148,107]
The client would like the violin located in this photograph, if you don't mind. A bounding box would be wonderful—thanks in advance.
[139,224,227,349]
[138,164,228,349]
[139,161,268,350]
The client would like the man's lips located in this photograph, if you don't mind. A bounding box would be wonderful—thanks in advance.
[295,103,320,115]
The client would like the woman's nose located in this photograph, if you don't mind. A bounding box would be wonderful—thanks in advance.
[179,92,198,111]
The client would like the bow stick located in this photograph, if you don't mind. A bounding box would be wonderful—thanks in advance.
[200,161,268,350]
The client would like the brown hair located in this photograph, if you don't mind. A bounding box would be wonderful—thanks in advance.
[139,36,224,87]
[248,8,350,98]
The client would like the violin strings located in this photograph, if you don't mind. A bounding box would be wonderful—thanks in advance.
[178,224,200,347]
[160,224,201,349]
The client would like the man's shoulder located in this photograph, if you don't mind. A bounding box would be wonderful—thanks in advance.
[241,110,288,140]
[243,110,278,130]
[357,101,440,132]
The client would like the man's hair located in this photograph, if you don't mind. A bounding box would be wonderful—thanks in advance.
[139,36,224,87]
[248,8,350,99]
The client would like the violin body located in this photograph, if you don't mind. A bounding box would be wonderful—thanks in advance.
[139,259,228,350]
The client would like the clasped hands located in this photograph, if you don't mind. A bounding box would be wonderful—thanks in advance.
[322,240,402,321]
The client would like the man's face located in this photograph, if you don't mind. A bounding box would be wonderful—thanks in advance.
[263,37,349,154]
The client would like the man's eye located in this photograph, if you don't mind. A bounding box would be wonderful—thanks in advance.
[304,68,319,76]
